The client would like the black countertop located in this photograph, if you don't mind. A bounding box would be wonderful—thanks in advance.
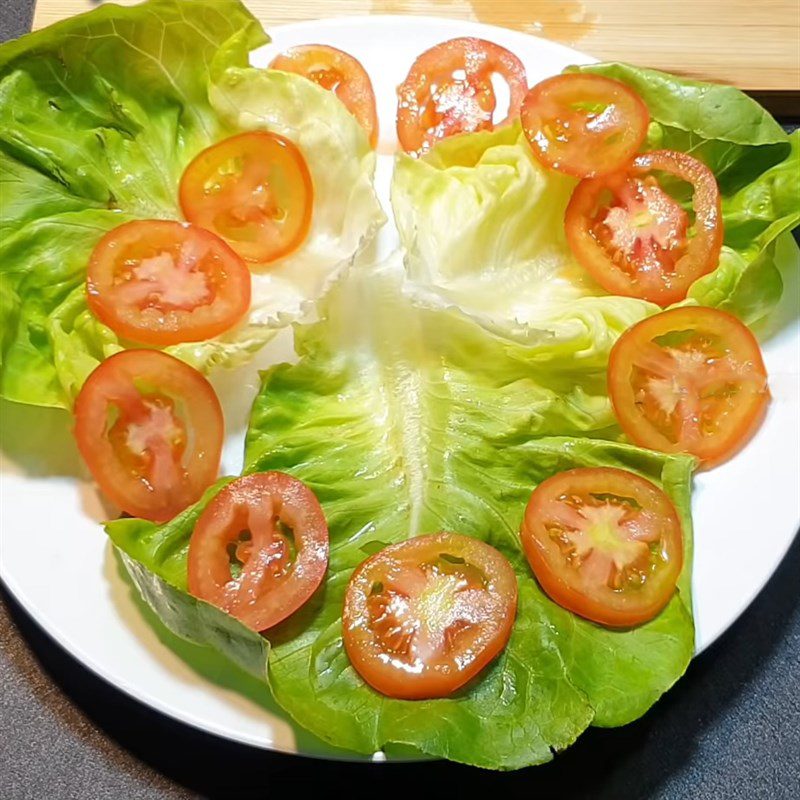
[1,3,799,797]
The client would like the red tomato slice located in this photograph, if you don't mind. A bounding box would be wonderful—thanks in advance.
[188,472,329,632]
[521,73,650,178]
[609,306,769,468]
[179,132,313,264]
[342,532,517,699]
[86,220,251,347]
[565,149,723,305]
[269,45,379,148]
[74,350,223,523]
[396,37,528,156]
[521,467,683,628]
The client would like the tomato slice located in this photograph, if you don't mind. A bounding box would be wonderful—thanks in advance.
[342,532,517,699]
[269,45,379,148]
[74,350,223,523]
[187,472,329,632]
[396,37,528,156]
[609,306,769,468]
[179,132,313,264]
[86,220,251,346]
[521,73,650,178]
[565,149,723,305]
[521,467,683,628]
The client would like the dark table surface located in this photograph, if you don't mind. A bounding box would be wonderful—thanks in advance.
[1,3,799,798]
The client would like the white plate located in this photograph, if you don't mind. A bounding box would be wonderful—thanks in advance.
[1,14,799,760]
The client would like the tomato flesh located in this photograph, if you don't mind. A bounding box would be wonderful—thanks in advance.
[343,532,517,699]
[269,45,379,148]
[565,149,723,305]
[609,306,769,468]
[86,220,251,346]
[598,176,689,269]
[188,472,329,632]
[521,73,650,178]
[180,132,313,264]
[74,350,223,522]
[521,467,683,627]
[396,37,528,156]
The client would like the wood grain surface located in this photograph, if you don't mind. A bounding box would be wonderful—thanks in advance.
[33,0,800,94]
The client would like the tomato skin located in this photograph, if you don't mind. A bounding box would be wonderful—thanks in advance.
[521,73,650,178]
[179,132,313,264]
[343,532,517,700]
[608,306,769,468]
[74,350,223,523]
[86,220,251,346]
[565,150,723,305]
[188,472,329,632]
[396,37,528,156]
[521,468,684,628]
[269,45,379,148]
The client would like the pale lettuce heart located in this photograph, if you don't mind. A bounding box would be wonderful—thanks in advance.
[391,123,657,360]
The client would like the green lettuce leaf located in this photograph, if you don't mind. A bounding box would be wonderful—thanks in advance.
[393,69,799,340]
[572,62,789,190]
[573,64,800,325]
[119,550,271,682]
[0,0,384,408]
[718,131,800,253]
[107,478,274,682]
[107,263,695,769]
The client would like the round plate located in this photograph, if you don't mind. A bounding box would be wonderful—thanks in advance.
[1,14,798,760]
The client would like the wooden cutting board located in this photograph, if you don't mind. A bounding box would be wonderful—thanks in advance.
[32,0,800,101]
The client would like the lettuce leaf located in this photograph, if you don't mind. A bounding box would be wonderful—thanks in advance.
[686,133,800,322]
[0,0,384,408]
[107,263,695,769]
[572,63,789,188]
[575,64,800,325]
[392,69,799,341]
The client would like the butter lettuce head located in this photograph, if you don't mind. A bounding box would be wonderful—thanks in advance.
[107,263,695,769]
[391,123,658,357]
[0,0,384,408]
[392,65,799,344]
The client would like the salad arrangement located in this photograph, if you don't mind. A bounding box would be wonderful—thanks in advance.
[1,0,798,771]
